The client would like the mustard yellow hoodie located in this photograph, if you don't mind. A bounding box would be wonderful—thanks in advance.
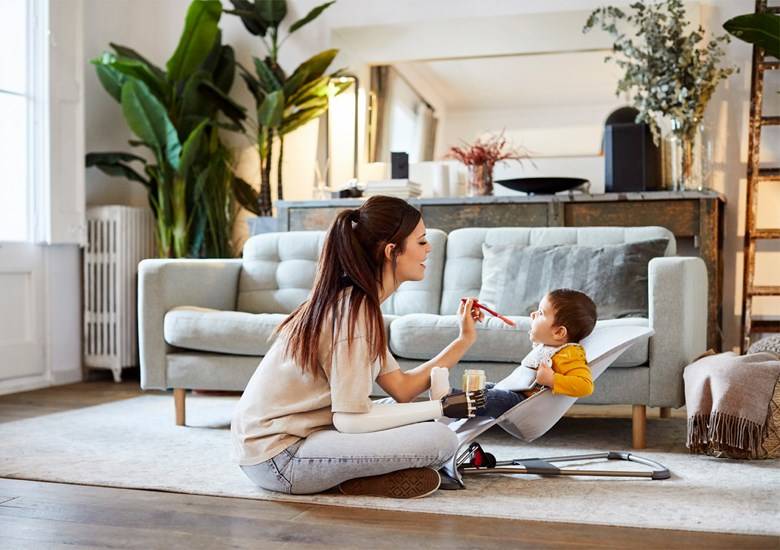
[548,344,593,397]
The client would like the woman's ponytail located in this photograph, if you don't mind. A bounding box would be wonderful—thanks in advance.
[275,197,421,378]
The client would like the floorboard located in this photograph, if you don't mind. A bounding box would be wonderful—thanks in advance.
[0,373,775,549]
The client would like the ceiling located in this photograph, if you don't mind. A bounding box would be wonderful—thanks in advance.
[395,50,624,111]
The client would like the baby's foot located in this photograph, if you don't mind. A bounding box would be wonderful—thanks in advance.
[429,367,451,400]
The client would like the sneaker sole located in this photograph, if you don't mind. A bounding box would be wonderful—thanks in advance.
[338,467,441,499]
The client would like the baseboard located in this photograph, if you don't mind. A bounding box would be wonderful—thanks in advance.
[0,374,52,397]
[51,368,83,386]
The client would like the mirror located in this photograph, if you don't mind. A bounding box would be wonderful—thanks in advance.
[369,49,624,163]
[329,9,651,193]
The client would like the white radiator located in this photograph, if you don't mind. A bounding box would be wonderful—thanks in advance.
[84,206,156,382]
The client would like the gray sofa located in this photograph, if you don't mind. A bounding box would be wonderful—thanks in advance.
[139,226,708,448]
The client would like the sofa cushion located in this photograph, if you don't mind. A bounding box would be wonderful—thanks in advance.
[389,315,650,367]
[440,227,676,315]
[238,231,325,314]
[237,229,447,316]
[479,239,669,319]
[164,306,398,356]
[164,306,287,356]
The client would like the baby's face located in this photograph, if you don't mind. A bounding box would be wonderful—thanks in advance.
[529,295,566,345]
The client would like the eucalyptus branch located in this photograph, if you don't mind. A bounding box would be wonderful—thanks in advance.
[584,0,737,144]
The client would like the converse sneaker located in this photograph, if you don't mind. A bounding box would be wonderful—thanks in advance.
[338,467,441,499]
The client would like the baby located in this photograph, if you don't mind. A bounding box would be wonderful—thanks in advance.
[432,289,597,418]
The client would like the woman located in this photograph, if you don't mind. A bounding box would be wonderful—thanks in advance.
[231,195,485,499]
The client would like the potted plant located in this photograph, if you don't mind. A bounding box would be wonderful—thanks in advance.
[86,0,246,258]
[445,132,529,196]
[226,0,351,228]
[584,0,737,191]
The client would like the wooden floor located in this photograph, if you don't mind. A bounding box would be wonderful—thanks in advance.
[0,372,776,549]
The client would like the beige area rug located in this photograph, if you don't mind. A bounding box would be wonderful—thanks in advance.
[1,395,778,536]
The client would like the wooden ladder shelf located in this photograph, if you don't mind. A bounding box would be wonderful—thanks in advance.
[741,1,780,352]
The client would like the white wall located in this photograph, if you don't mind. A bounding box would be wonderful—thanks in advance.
[82,0,779,352]
[699,0,780,350]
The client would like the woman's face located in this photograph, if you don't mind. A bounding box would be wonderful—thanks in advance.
[392,219,432,283]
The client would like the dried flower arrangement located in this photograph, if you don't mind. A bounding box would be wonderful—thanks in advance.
[445,132,529,195]
[445,131,528,168]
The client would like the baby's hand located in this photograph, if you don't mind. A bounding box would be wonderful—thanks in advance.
[535,360,555,388]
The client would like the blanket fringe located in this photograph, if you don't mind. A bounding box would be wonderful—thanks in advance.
[686,411,767,457]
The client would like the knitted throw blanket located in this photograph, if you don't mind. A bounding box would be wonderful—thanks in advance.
[683,352,780,455]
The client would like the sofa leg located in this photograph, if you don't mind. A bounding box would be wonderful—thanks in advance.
[174,388,186,426]
[632,405,646,449]
[659,407,672,419]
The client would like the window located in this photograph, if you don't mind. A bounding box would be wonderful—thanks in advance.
[0,0,46,242]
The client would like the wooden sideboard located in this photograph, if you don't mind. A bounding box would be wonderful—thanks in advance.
[276,191,725,350]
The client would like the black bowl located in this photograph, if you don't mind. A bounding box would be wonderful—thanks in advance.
[495,177,589,195]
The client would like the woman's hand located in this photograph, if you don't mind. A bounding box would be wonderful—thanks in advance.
[457,297,484,345]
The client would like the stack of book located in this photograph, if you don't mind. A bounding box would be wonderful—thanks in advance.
[362,179,422,199]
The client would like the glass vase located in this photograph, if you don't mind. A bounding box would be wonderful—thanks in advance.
[467,164,494,196]
[663,119,708,192]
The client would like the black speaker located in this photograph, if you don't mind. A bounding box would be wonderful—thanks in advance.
[390,151,409,179]
[604,108,661,192]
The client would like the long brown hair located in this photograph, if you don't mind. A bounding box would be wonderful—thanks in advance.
[274,195,422,377]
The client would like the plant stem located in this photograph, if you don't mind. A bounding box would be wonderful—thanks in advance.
[277,136,284,201]
[256,126,274,217]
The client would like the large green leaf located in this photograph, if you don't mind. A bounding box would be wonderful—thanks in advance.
[253,56,282,92]
[212,45,236,93]
[120,79,182,170]
[286,49,338,90]
[85,152,150,186]
[166,0,222,82]
[287,94,328,115]
[281,102,328,135]
[280,72,349,136]
[232,176,262,216]
[108,56,169,100]
[238,63,264,103]
[178,119,209,178]
[200,30,223,75]
[258,90,284,127]
[187,202,208,258]
[109,42,166,81]
[724,13,780,58]
[227,0,267,36]
[92,59,126,102]
[178,71,212,135]
[197,80,248,130]
[86,151,146,164]
[256,0,286,25]
[289,74,330,104]
[289,1,334,34]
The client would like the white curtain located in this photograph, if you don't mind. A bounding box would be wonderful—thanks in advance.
[413,102,436,163]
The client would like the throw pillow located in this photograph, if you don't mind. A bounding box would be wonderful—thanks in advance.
[478,239,669,319]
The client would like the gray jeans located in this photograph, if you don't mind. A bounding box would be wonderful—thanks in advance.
[240,421,460,495]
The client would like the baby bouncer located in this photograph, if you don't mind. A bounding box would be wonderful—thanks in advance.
[440,325,670,489]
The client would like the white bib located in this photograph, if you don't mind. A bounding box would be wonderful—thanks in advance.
[496,342,582,391]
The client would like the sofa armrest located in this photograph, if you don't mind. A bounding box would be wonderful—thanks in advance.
[647,256,708,406]
[138,258,243,390]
